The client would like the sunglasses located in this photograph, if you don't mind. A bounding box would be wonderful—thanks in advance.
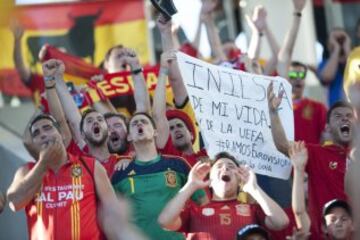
[288,71,306,79]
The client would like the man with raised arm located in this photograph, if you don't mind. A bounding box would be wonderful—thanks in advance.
[268,81,355,239]
[152,48,207,166]
[38,59,123,177]
[273,0,327,144]
[158,152,289,239]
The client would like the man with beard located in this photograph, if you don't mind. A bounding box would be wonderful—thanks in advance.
[158,152,289,239]
[268,81,355,239]
[111,112,207,239]
[104,112,129,155]
[37,59,124,177]
[79,108,121,176]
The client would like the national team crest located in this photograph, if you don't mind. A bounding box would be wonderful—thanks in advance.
[165,169,177,187]
[329,161,338,170]
[235,204,251,216]
[302,105,313,120]
[72,165,83,177]
[202,208,215,216]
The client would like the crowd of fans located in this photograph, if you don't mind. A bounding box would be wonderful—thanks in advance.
[1,0,360,239]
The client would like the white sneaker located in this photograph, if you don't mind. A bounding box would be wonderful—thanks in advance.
[10,96,21,108]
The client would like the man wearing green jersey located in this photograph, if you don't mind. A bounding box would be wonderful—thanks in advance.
[111,112,207,240]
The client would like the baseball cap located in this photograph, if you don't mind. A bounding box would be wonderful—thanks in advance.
[323,199,352,218]
[237,224,269,240]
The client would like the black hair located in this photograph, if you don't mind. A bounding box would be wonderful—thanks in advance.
[128,112,156,130]
[326,101,353,123]
[213,152,239,167]
[29,114,60,136]
[80,108,98,133]
[104,112,128,131]
[290,61,308,78]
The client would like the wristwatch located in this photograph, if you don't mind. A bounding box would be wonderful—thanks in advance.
[131,68,143,75]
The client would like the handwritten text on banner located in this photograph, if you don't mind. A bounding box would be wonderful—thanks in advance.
[176,52,294,179]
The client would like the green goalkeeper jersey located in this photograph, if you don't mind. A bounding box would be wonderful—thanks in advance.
[111,154,205,240]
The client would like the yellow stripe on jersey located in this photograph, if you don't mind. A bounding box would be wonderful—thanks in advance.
[76,176,81,240]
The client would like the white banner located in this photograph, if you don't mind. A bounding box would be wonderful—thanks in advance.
[176,52,294,179]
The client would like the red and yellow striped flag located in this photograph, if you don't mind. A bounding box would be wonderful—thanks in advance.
[0,0,149,96]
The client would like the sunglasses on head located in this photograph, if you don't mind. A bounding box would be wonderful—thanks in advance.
[288,71,305,79]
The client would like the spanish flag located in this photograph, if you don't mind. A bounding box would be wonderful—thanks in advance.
[0,0,149,96]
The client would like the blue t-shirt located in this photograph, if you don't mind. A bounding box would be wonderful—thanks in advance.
[318,60,346,106]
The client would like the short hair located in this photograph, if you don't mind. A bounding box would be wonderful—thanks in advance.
[29,114,60,136]
[128,112,156,130]
[213,152,239,167]
[104,112,128,130]
[104,44,124,62]
[290,61,308,78]
[326,101,353,123]
[80,108,98,133]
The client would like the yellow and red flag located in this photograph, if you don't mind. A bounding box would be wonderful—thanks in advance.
[0,0,150,96]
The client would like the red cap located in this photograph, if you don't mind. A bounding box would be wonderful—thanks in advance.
[166,109,196,143]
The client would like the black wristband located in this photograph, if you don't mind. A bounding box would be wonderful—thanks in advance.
[294,12,302,17]
[131,68,143,75]
[45,85,56,89]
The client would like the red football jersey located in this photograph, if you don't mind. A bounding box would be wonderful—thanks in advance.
[158,136,182,156]
[67,140,124,177]
[66,140,88,156]
[25,154,103,240]
[306,142,349,240]
[182,148,208,167]
[180,200,265,240]
[293,98,327,144]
